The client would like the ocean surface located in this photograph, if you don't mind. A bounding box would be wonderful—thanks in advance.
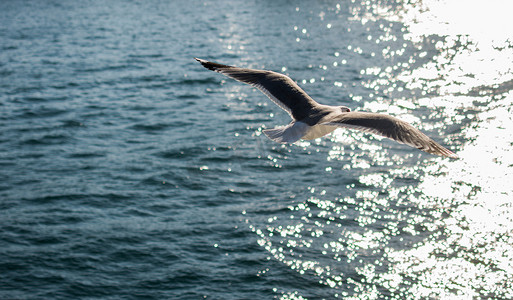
[2,0,513,299]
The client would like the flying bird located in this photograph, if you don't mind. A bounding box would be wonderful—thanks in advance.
[195,58,458,158]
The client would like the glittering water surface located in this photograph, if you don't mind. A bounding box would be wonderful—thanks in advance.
[1,0,513,299]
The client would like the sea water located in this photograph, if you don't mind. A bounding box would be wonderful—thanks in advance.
[1,0,513,299]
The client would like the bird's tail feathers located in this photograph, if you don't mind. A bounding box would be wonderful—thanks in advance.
[263,121,309,144]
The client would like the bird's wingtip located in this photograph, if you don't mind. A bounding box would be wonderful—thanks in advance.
[195,57,215,70]
[195,58,233,72]
[441,145,459,159]
[439,147,459,159]
[448,153,459,159]
[194,57,208,65]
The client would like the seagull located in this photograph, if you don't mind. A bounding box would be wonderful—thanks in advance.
[195,58,458,158]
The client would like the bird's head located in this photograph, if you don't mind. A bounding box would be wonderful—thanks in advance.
[339,106,351,113]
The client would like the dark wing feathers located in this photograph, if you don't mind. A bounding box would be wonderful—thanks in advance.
[195,58,318,120]
[324,112,458,158]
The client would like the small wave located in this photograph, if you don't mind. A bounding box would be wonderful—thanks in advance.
[9,86,44,95]
[20,96,68,103]
[218,187,267,198]
[130,123,171,132]
[139,176,178,188]
[67,152,106,159]
[51,82,80,90]
[17,107,68,119]
[154,146,208,159]
[60,120,84,128]
[173,77,220,85]
[128,53,164,59]
[21,193,136,211]
[78,64,144,73]
[19,134,71,146]
[2,45,18,51]
[0,69,14,77]
[176,93,201,100]
[139,74,168,82]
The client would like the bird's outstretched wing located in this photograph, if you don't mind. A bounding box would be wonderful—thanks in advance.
[195,58,318,120]
[323,111,458,158]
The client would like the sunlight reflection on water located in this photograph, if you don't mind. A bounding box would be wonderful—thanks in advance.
[248,0,513,299]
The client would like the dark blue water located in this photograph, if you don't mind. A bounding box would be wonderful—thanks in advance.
[2,0,513,299]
